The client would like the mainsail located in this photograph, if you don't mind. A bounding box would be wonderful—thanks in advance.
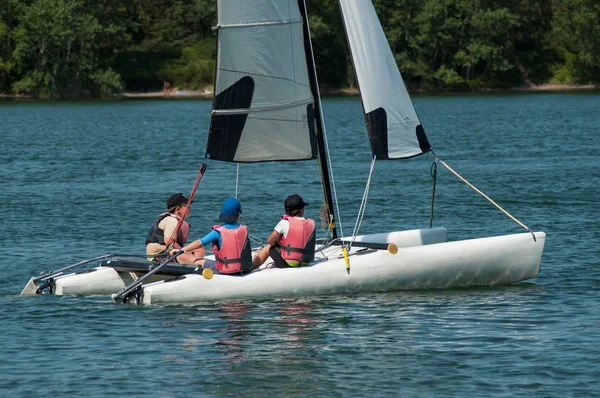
[206,0,338,238]
[338,0,431,159]
[206,0,318,163]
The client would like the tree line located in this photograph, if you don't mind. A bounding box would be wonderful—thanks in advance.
[0,0,598,98]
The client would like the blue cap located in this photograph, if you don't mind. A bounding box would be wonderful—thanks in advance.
[219,197,242,223]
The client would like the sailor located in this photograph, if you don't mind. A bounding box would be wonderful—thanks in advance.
[252,194,316,269]
[174,197,253,275]
[145,193,192,254]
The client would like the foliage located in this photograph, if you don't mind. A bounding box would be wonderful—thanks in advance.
[306,0,348,88]
[551,0,600,83]
[1,0,598,98]
[92,68,124,97]
[162,39,215,90]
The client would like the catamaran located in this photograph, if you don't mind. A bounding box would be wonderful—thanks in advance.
[115,0,545,304]
[22,0,545,302]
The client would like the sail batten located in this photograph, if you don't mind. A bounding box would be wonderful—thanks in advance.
[207,0,318,163]
[215,18,302,30]
[338,0,432,159]
[211,98,313,116]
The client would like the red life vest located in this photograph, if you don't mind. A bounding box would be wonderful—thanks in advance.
[145,212,190,247]
[212,225,253,274]
[179,221,190,244]
[279,216,316,265]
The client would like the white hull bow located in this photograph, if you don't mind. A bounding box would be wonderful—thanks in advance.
[139,230,545,304]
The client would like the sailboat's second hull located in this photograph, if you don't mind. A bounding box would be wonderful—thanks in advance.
[46,227,448,296]
[52,264,200,296]
[139,231,546,304]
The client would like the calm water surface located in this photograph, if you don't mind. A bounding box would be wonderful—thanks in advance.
[1,93,599,397]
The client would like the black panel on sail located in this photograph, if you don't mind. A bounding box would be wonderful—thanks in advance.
[306,104,318,159]
[416,124,431,154]
[365,107,389,160]
[206,76,255,162]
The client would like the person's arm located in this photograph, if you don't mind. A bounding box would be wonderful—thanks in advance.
[251,229,281,269]
[266,230,282,246]
[173,230,220,254]
[162,216,180,247]
[269,219,288,246]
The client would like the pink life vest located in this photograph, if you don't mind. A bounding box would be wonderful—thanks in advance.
[145,212,190,247]
[212,225,253,274]
[279,216,316,265]
[178,220,190,245]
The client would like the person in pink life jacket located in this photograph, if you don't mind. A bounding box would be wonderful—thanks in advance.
[146,193,204,263]
[173,197,253,275]
[252,194,316,269]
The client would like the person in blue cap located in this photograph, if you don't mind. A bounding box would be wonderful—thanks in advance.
[173,197,253,275]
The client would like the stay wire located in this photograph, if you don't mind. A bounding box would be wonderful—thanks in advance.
[349,156,377,248]
[431,152,536,241]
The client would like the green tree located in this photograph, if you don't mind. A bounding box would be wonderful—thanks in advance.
[551,0,600,83]
[0,0,27,93]
[307,0,348,89]
[374,0,424,88]
[2,0,598,97]
[11,0,121,97]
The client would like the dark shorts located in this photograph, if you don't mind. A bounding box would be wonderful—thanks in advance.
[203,259,218,272]
[202,259,249,276]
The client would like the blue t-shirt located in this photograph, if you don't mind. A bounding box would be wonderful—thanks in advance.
[200,222,240,249]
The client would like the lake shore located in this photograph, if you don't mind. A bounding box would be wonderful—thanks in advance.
[1,83,598,100]
[119,83,600,98]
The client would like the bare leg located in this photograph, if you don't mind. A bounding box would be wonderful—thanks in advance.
[177,248,206,265]
[252,244,271,268]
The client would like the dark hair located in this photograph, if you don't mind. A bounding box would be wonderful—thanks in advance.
[287,208,303,217]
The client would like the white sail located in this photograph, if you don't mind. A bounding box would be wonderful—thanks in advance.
[338,0,431,159]
[206,0,318,163]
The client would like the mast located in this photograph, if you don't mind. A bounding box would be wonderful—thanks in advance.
[297,0,338,240]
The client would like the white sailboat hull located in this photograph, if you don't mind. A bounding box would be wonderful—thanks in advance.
[140,231,546,304]
[53,267,172,296]
[48,227,448,296]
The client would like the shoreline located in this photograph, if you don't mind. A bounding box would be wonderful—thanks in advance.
[121,83,599,99]
[1,83,598,100]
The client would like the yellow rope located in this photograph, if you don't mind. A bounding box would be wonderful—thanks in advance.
[438,158,531,232]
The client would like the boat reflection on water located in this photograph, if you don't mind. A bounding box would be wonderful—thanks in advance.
[196,299,324,372]
[277,300,319,347]
[214,302,252,364]
[217,300,321,359]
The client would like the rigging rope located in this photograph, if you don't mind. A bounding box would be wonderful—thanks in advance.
[317,114,344,241]
[319,199,330,232]
[435,156,536,241]
[430,160,437,228]
[349,156,377,247]
[248,234,263,246]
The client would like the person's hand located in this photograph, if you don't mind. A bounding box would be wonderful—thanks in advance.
[170,248,184,256]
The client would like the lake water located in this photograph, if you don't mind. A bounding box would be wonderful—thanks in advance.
[1,93,599,397]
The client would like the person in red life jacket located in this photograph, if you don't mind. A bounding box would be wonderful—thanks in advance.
[252,194,316,269]
[145,193,205,263]
[173,197,253,275]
